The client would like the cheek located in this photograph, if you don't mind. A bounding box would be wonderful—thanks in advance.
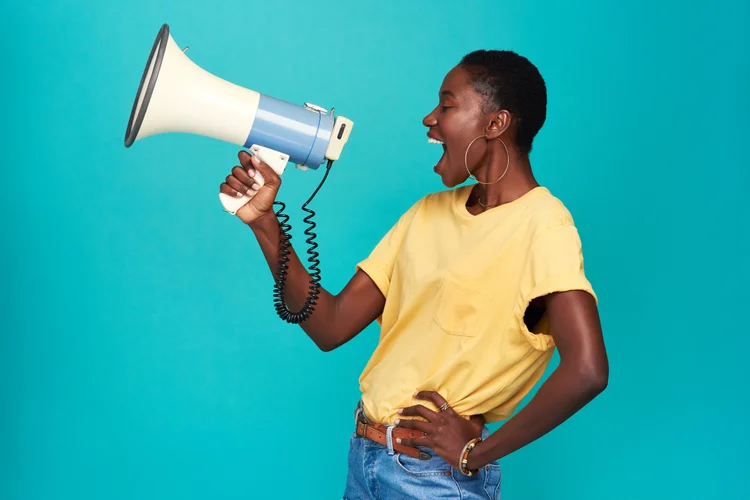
[445,114,480,146]
[445,121,473,158]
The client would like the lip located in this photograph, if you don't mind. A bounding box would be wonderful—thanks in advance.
[427,132,444,143]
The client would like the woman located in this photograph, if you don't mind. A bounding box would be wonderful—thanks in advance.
[220,50,608,499]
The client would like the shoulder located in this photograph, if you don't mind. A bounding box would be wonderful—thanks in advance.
[418,186,463,210]
[396,186,459,217]
[525,187,577,233]
[418,186,457,204]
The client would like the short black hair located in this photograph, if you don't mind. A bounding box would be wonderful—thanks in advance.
[460,50,547,155]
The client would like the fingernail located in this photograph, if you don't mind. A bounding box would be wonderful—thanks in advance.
[252,183,260,190]
[235,192,243,198]
[246,189,254,196]
[396,438,402,444]
[398,409,403,414]
[413,392,419,398]
[248,167,256,177]
[394,418,400,425]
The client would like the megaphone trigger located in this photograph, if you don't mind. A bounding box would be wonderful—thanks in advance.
[247,144,289,177]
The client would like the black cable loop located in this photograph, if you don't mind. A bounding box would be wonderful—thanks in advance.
[271,159,334,323]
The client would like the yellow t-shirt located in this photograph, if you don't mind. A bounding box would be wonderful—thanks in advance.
[355,185,596,425]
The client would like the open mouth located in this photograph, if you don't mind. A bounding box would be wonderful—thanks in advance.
[428,137,448,172]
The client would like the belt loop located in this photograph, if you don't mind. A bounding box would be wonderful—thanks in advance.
[354,400,363,428]
[386,425,396,455]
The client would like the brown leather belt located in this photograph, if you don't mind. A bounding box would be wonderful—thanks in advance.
[355,417,431,460]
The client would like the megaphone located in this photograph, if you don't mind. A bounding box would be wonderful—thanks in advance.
[124,24,355,324]
[123,23,353,215]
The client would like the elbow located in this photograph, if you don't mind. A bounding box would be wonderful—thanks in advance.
[581,361,609,397]
[315,338,337,352]
[315,334,347,353]
[587,368,608,395]
[318,342,337,353]
[564,352,608,398]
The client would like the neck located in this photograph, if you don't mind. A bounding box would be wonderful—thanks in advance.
[468,146,539,211]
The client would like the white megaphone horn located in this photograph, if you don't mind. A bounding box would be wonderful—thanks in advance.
[124,24,354,215]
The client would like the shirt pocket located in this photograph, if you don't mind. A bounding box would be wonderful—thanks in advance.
[433,274,492,337]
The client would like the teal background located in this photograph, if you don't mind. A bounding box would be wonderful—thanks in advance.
[2,0,748,498]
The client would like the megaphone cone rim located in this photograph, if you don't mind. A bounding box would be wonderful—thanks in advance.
[124,23,171,148]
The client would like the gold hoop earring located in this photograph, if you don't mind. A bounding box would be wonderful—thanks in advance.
[464,135,510,185]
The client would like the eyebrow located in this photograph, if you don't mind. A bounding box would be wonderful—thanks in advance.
[440,90,457,98]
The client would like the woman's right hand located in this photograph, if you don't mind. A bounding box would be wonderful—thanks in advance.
[220,150,282,226]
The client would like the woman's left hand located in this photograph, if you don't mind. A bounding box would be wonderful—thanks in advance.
[394,391,483,469]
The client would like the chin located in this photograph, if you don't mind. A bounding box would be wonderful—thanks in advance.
[443,178,460,188]
[438,170,463,188]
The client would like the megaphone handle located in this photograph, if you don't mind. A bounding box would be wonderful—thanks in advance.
[219,145,289,215]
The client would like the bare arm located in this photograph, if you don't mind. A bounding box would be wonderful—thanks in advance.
[250,214,385,351]
[220,150,385,352]
[466,290,608,468]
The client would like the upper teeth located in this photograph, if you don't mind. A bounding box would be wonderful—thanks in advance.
[428,138,444,145]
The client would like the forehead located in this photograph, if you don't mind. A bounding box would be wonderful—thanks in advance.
[440,65,480,101]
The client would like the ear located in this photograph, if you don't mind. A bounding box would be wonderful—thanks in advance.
[485,110,511,140]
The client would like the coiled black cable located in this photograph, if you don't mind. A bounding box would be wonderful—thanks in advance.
[271,159,334,323]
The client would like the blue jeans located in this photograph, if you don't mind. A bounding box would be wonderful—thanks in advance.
[342,406,502,499]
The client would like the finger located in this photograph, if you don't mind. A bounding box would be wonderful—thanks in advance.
[238,151,265,175]
[395,418,431,435]
[249,164,265,188]
[226,174,257,197]
[415,391,456,416]
[399,404,439,422]
[246,153,280,186]
[231,166,256,189]
[234,153,256,176]
[220,182,246,198]
[396,435,430,448]
[238,150,255,169]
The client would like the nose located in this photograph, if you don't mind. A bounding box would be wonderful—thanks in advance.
[422,109,437,128]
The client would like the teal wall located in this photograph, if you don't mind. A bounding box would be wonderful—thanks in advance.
[2,1,748,498]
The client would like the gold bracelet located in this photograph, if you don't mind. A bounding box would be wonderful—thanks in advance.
[458,437,482,476]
